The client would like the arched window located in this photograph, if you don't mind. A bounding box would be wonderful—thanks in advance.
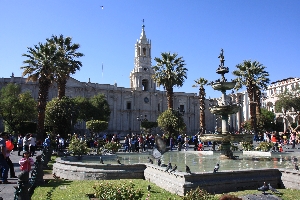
[142,79,148,91]
[137,47,140,56]
[143,48,146,56]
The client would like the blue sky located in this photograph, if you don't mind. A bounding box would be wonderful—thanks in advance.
[1,0,299,98]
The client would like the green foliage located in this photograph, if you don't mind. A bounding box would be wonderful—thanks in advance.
[19,122,37,135]
[48,34,84,99]
[241,120,252,132]
[141,121,158,133]
[183,187,215,200]
[275,88,300,126]
[86,120,108,134]
[75,94,111,121]
[152,52,187,109]
[68,135,88,156]
[152,52,187,90]
[258,108,275,132]
[240,142,254,151]
[103,142,122,153]
[255,141,274,152]
[45,97,79,138]
[21,39,57,136]
[93,181,143,200]
[157,109,186,138]
[0,83,37,134]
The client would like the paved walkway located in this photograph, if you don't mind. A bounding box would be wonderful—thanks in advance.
[0,150,42,200]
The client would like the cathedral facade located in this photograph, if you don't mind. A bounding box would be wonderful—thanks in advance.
[0,25,205,136]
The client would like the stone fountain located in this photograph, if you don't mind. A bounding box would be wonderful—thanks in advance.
[200,49,253,158]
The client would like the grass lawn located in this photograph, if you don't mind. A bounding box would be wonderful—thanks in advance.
[31,178,300,200]
[32,179,182,200]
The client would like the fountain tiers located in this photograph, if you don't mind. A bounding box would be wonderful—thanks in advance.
[199,49,253,158]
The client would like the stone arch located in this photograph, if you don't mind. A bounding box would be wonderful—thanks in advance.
[142,79,148,91]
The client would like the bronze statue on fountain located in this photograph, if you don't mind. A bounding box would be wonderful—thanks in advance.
[200,49,253,159]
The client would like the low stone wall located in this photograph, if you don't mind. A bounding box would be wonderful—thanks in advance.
[280,169,300,190]
[53,156,146,180]
[144,165,282,196]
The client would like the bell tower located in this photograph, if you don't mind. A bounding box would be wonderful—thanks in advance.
[130,21,156,92]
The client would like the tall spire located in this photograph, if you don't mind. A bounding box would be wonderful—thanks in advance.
[139,19,148,43]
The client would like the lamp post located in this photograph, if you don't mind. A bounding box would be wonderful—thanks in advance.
[137,115,147,134]
[177,107,185,151]
[177,107,185,136]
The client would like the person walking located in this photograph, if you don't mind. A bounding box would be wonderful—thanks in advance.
[28,134,36,157]
[0,132,10,184]
[23,134,30,152]
[17,135,23,156]
[5,149,17,178]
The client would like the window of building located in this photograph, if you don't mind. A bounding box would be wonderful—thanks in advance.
[142,79,148,91]
[158,103,160,111]
[179,105,185,112]
[143,48,146,56]
[127,102,131,110]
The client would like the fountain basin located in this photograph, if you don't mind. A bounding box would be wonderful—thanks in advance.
[53,151,300,181]
[209,105,240,115]
[211,81,235,91]
[199,134,253,142]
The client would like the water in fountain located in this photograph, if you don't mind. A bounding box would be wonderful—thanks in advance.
[81,151,299,173]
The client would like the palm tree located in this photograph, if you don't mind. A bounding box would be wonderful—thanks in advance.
[21,41,57,138]
[152,52,187,109]
[232,60,270,133]
[193,77,208,133]
[49,34,84,99]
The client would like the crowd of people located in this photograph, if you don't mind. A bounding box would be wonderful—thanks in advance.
[0,132,35,184]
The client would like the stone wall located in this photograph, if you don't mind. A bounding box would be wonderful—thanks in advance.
[53,157,146,180]
[280,169,300,190]
[144,165,282,196]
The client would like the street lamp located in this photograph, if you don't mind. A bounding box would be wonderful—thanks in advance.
[137,115,147,133]
[177,107,185,135]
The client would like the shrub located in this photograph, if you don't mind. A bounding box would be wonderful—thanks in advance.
[93,181,143,200]
[104,142,122,153]
[256,141,274,152]
[183,187,215,200]
[68,136,88,156]
[240,142,254,151]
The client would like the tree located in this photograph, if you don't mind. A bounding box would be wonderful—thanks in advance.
[193,77,208,133]
[21,40,56,138]
[49,35,84,99]
[233,60,270,133]
[157,109,186,139]
[86,120,108,137]
[0,83,37,134]
[141,121,158,134]
[275,88,300,129]
[152,52,187,109]
[89,94,111,121]
[45,97,79,139]
[258,108,275,132]
[74,96,95,121]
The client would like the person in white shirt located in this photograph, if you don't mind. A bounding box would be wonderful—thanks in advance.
[28,134,36,157]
